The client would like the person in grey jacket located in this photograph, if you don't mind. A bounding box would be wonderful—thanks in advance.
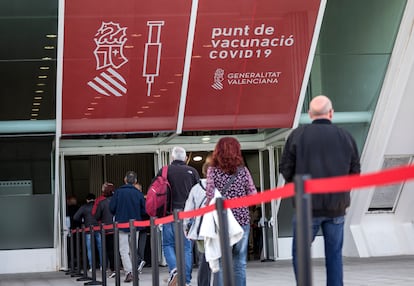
[279,95,361,286]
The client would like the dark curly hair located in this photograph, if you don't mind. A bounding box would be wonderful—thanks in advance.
[212,137,244,174]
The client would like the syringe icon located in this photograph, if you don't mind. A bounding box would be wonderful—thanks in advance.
[143,21,164,96]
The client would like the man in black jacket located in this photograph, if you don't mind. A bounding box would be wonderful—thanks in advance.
[279,95,360,286]
[73,193,102,271]
[156,146,200,286]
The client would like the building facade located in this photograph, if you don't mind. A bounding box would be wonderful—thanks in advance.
[0,0,413,273]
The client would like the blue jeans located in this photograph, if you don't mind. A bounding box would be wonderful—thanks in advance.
[86,232,102,269]
[215,224,250,286]
[162,222,193,284]
[292,215,345,286]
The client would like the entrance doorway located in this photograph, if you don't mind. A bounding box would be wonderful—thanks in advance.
[64,153,155,201]
[59,147,280,269]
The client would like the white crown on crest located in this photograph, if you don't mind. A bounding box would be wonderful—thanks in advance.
[94,21,127,46]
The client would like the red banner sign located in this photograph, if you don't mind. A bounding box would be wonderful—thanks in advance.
[184,0,322,130]
[62,0,322,135]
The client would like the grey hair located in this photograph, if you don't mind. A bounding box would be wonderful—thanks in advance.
[124,171,137,184]
[171,146,187,162]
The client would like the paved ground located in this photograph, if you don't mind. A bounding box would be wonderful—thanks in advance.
[0,255,413,285]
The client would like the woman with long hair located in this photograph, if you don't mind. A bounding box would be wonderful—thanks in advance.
[206,137,257,286]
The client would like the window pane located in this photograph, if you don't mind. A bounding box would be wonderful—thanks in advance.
[0,136,54,249]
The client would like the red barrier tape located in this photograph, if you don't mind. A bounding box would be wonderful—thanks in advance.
[74,164,414,233]
[306,164,414,194]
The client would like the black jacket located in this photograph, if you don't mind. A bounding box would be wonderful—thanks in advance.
[73,201,98,227]
[279,119,361,217]
[94,197,114,225]
[155,160,200,213]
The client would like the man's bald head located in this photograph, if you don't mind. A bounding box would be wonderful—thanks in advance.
[308,95,333,120]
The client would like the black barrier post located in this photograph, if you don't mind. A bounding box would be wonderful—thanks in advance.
[69,230,75,274]
[261,221,274,262]
[101,224,107,286]
[65,230,74,275]
[85,226,102,285]
[150,217,160,286]
[77,225,92,281]
[216,197,235,286]
[294,174,313,286]
[114,222,121,286]
[72,228,82,277]
[129,220,139,286]
[173,209,186,286]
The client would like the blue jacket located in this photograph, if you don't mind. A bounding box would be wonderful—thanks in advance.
[109,184,146,232]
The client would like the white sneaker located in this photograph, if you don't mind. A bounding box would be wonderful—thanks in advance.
[167,268,177,286]
[137,260,146,273]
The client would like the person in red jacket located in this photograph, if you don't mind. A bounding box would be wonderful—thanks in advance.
[92,184,107,217]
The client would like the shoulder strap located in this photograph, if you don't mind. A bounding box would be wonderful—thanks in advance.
[197,181,207,208]
[198,196,207,209]
[195,180,209,236]
[161,165,172,215]
[161,165,168,178]
[222,167,241,192]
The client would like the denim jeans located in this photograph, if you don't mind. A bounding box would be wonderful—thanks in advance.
[292,215,345,286]
[85,232,102,269]
[162,222,193,284]
[215,224,250,286]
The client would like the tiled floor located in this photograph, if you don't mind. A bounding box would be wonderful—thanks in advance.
[0,255,413,285]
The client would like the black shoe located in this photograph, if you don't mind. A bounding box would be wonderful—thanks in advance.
[124,272,133,283]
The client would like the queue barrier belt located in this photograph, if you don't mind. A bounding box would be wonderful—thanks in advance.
[73,164,414,235]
